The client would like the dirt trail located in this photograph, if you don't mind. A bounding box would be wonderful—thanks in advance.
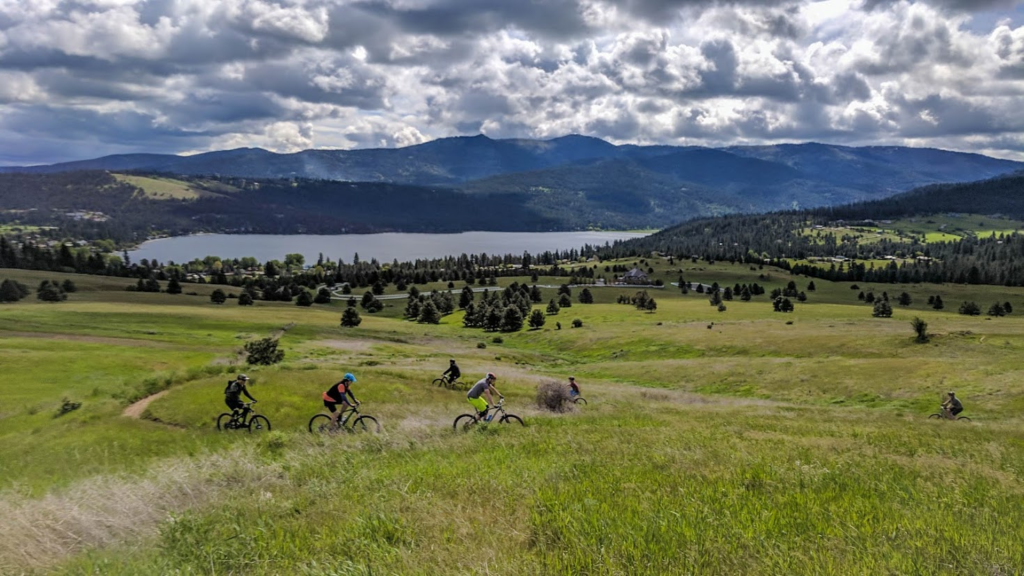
[122,390,169,419]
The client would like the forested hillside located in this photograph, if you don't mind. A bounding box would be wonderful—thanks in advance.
[605,174,1024,286]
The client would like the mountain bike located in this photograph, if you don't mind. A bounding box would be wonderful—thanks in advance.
[432,374,462,390]
[571,394,587,406]
[308,404,381,433]
[928,406,971,422]
[453,397,524,431]
[217,402,271,432]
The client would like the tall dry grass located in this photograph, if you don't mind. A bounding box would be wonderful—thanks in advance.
[0,446,282,573]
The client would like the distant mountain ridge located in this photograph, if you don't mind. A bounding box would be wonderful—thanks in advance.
[2,135,1022,235]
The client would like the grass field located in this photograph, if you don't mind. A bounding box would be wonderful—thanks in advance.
[3,260,1024,575]
[116,174,210,200]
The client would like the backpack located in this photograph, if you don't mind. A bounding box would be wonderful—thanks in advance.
[224,380,235,395]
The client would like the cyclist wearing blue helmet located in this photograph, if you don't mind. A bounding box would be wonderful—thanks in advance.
[322,372,359,427]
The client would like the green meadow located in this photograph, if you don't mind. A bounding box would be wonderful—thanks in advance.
[2,259,1024,575]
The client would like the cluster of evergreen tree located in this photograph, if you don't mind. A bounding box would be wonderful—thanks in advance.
[404,288,455,323]
[0,278,30,302]
[462,283,534,332]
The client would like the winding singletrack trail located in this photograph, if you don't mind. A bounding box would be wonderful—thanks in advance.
[122,390,170,419]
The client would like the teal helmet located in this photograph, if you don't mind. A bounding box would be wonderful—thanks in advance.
[344,372,356,383]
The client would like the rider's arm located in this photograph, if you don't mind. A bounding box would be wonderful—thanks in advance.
[346,387,359,404]
[489,384,502,399]
[242,386,256,401]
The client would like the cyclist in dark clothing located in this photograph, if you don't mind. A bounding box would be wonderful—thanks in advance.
[942,391,964,418]
[225,374,256,419]
[323,372,359,427]
[442,359,461,384]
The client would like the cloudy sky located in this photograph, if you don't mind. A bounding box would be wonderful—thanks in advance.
[1,0,1023,165]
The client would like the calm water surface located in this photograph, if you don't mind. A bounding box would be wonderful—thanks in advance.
[128,231,649,264]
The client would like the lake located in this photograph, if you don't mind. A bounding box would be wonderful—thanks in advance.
[127,231,650,264]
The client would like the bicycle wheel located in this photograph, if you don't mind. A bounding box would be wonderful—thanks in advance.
[573,397,587,406]
[352,415,381,433]
[500,414,525,426]
[308,414,334,433]
[432,378,445,388]
[957,416,972,422]
[217,413,234,430]
[248,415,271,433]
[453,414,478,432]
[928,414,943,419]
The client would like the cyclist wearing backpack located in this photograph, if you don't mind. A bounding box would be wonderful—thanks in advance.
[225,374,256,419]
[442,358,461,384]
[467,372,502,421]
[323,372,359,427]
[942,391,963,419]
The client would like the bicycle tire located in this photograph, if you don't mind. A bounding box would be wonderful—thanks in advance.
[248,415,271,433]
[573,397,587,406]
[308,414,334,433]
[432,378,445,388]
[928,413,943,419]
[957,416,972,422]
[352,415,381,433]
[500,414,525,426]
[453,414,478,432]
[217,413,234,430]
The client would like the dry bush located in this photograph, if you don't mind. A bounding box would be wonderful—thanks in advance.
[536,380,573,413]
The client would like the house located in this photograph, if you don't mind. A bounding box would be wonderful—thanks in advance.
[619,267,650,285]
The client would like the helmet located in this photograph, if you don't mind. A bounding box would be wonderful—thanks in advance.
[450,359,456,364]
[237,374,249,381]
[344,372,357,383]
[568,376,575,381]
[948,391,955,396]
[486,372,497,380]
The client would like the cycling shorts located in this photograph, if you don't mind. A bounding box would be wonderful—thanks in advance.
[468,396,488,414]
[324,399,352,413]
[950,406,963,416]
[225,397,245,411]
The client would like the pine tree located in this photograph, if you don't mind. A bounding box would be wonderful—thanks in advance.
[578,288,594,304]
[296,290,313,307]
[166,277,182,294]
[238,292,254,306]
[341,307,362,327]
[501,306,524,332]
[418,300,441,324]
[314,287,332,304]
[528,309,546,329]
[546,299,560,315]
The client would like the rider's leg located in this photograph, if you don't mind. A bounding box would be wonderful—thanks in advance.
[468,397,488,421]
[326,401,340,425]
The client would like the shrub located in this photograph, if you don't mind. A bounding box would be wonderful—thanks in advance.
[61,279,78,293]
[37,280,67,302]
[476,342,487,349]
[210,289,227,305]
[0,278,30,302]
[987,302,1006,317]
[238,293,254,306]
[244,337,284,365]
[340,307,362,327]
[959,301,981,316]
[536,380,573,413]
[295,290,314,307]
[911,317,929,343]
[55,397,82,417]
[492,336,504,344]
[717,303,727,312]
[872,300,893,318]
[571,318,583,328]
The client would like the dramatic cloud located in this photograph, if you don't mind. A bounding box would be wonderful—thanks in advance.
[1,0,1023,164]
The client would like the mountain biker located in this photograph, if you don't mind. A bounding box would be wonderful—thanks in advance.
[942,391,963,419]
[225,374,256,420]
[442,358,461,384]
[568,376,580,398]
[323,372,359,427]
[467,372,502,421]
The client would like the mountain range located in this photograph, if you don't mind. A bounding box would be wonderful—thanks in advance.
[1,135,1022,235]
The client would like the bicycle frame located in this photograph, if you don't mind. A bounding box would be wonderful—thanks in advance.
[231,402,258,426]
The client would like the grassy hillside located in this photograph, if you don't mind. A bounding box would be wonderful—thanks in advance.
[2,261,1024,574]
